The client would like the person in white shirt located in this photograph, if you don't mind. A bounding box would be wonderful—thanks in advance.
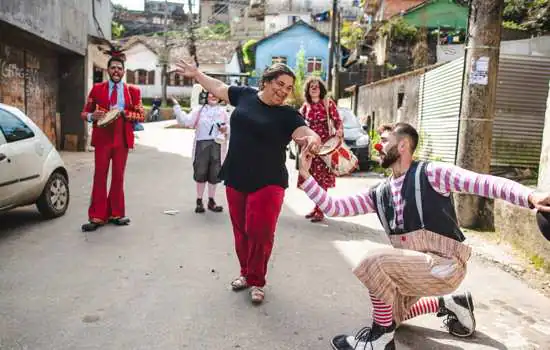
[171,91,229,213]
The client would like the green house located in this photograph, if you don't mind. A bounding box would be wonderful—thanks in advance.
[400,0,468,30]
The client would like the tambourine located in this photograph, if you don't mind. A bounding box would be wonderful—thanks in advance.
[97,107,121,127]
[317,136,343,156]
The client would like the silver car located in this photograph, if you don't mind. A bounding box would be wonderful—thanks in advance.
[0,103,70,218]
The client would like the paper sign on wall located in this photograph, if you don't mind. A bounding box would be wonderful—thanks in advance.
[469,56,489,85]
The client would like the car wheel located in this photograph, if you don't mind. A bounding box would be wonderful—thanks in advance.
[36,171,70,219]
[359,161,370,171]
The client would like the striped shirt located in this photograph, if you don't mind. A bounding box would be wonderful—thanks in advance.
[300,162,533,225]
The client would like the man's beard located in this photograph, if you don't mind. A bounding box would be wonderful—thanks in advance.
[380,145,400,168]
[109,74,122,82]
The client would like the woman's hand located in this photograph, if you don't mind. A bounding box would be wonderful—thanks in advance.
[175,60,199,79]
[529,191,550,212]
[336,128,344,138]
[299,148,313,179]
[218,124,228,133]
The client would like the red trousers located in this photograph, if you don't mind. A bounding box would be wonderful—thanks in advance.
[226,185,285,287]
[89,145,129,222]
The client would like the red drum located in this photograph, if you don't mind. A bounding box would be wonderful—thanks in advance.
[318,136,359,176]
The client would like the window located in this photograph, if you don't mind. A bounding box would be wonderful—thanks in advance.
[397,92,405,108]
[271,56,287,65]
[126,69,135,84]
[0,109,35,143]
[307,57,323,73]
[134,69,155,85]
[169,72,194,86]
[213,3,228,14]
[147,70,155,85]
[136,69,148,85]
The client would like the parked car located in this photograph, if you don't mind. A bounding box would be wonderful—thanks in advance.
[0,103,70,218]
[288,107,371,171]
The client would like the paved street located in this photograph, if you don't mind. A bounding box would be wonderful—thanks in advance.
[1,121,550,350]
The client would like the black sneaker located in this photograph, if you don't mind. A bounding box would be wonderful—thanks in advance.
[195,198,205,213]
[81,221,103,232]
[207,198,223,213]
[437,291,476,337]
[331,321,396,350]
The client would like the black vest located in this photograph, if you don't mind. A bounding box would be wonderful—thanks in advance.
[370,161,465,242]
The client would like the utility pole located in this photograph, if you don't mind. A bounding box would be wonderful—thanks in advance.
[327,0,337,90]
[332,7,343,100]
[187,0,198,67]
[161,0,169,106]
[455,0,505,229]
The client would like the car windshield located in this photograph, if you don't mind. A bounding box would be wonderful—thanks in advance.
[339,108,362,129]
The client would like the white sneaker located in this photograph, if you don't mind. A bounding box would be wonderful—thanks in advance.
[331,321,396,350]
[438,291,476,337]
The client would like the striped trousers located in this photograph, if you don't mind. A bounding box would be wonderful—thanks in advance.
[353,230,472,323]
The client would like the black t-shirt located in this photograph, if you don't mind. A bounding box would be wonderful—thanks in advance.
[219,86,306,193]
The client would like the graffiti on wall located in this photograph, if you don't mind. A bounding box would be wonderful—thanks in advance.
[0,58,39,80]
[0,43,58,145]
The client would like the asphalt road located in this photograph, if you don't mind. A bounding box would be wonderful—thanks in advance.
[1,121,549,350]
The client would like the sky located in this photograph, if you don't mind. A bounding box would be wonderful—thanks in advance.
[111,0,192,12]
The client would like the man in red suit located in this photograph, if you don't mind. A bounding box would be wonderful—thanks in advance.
[80,53,145,232]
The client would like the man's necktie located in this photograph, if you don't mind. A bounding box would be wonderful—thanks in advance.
[110,83,118,107]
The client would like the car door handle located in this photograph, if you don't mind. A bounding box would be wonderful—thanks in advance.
[0,153,8,162]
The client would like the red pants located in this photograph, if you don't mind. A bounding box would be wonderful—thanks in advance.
[89,145,129,222]
[226,185,285,287]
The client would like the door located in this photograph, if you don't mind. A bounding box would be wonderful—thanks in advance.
[0,128,18,207]
[0,108,41,208]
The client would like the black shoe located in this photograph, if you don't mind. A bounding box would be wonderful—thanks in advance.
[195,199,205,213]
[207,198,223,213]
[81,221,103,232]
[438,292,476,337]
[331,321,396,350]
[109,217,131,226]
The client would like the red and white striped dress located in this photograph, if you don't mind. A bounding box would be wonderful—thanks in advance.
[300,161,533,226]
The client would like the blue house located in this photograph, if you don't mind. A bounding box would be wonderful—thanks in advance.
[252,20,349,84]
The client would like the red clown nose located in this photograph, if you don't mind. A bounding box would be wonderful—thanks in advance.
[374,143,383,152]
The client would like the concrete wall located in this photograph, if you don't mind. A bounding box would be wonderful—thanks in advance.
[356,68,426,129]
[493,82,550,265]
[0,0,88,55]
[88,0,112,40]
[539,81,550,191]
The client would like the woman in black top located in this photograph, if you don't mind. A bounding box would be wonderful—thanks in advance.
[176,61,321,304]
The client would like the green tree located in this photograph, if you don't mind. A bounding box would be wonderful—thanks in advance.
[340,21,364,50]
[112,20,125,39]
[242,39,258,71]
[288,47,306,108]
[503,0,550,33]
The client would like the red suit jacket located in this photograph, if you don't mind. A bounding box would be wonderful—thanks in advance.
[81,81,145,149]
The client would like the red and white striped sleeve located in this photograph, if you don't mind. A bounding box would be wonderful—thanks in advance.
[425,162,534,208]
[300,176,376,217]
